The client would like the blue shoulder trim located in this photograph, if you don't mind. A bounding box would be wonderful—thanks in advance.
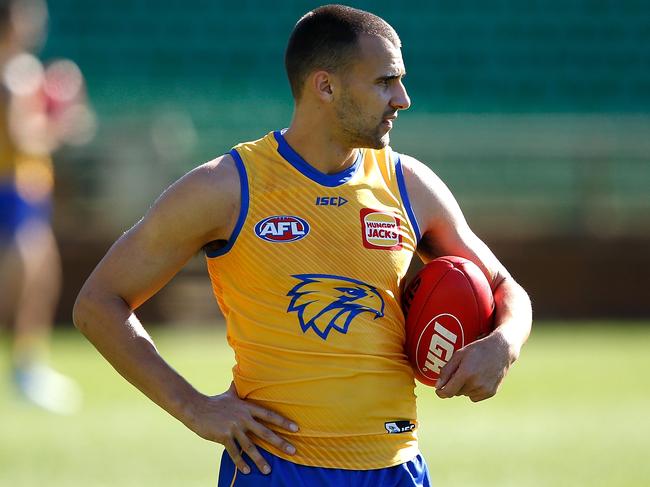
[273,130,362,187]
[205,149,250,258]
[394,152,422,243]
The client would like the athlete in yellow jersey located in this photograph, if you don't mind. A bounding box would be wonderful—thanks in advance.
[206,131,420,469]
[1,0,85,414]
[74,5,532,486]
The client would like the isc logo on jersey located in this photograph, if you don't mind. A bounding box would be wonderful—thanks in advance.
[360,208,402,250]
[416,314,465,379]
[255,216,310,243]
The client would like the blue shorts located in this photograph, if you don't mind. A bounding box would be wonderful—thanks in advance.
[0,182,51,240]
[217,447,431,487]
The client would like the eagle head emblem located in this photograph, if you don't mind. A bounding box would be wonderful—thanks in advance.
[287,274,385,339]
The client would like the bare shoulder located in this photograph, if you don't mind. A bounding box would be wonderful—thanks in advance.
[398,153,465,233]
[170,152,239,206]
[76,153,242,309]
[140,152,241,248]
[398,153,506,283]
[191,152,239,187]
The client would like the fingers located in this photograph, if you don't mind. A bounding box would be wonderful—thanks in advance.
[435,365,466,398]
[247,420,297,456]
[437,367,499,402]
[456,383,478,398]
[436,352,461,390]
[190,389,299,476]
[246,403,298,457]
[435,337,509,401]
[235,430,271,475]
[435,348,485,399]
[249,404,299,433]
[469,390,495,403]
[223,438,250,475]
[466,381,500,402]
[223,414,295,476]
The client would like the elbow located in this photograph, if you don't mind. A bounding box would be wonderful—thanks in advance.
[493,274,533,316]
[72,290,91,335]
[73,284,131,337]
[72,284,101,336]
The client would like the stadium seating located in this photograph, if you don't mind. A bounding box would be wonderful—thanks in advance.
[42,0,650,237]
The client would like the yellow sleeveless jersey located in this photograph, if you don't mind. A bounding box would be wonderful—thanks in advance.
[0,96,17,178]
[205,130,423,470]
[1,95,54,197]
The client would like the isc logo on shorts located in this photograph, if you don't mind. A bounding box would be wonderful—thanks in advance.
[360,208,402,250]
[255,215,310,243]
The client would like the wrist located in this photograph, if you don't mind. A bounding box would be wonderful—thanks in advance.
[491,324,521,364]
[168,385,206,429]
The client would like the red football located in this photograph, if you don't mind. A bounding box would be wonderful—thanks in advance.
[402,256,495,386]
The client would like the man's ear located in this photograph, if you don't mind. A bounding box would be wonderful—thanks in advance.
[310,70,335,102]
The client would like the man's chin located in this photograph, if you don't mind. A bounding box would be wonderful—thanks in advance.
[360,133,390,150]
[373,133,390,149]
[346,129,390,150]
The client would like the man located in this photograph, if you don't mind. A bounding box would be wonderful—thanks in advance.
[74,5,531,486]
[1,0,82,414]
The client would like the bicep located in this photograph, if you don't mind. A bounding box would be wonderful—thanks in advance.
[82,156,239,309]
[87,218,199,310]
[401,155,508,288]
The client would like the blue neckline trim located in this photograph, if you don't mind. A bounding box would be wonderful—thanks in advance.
[394,153,422,243]
[205,149,249,258]
[273,130,362,187]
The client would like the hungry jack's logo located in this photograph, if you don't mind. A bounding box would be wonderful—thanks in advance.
[360,208,402,250]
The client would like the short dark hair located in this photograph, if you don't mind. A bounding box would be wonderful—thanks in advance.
[285,4,400,100]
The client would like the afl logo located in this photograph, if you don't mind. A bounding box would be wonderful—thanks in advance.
[255,216,310,243]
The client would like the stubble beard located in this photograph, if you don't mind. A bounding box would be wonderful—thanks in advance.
[335,91,389,150]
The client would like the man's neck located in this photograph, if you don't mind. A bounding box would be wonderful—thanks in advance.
[282,120,359,176]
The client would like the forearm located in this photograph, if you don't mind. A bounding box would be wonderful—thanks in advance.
[73,290,201,426]
[492,276,532,360]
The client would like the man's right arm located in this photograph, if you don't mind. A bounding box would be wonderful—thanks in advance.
[73,154,297,475]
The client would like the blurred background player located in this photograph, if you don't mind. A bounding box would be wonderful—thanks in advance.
[0,0,90,414]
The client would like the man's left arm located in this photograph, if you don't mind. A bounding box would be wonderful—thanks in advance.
[400,154,532,402]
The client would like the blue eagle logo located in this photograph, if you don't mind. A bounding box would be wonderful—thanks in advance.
[287,274,385,340]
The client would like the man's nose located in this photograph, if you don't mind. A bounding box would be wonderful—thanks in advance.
[392,81,411,110]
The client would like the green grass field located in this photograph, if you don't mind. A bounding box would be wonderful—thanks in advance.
[1,322,649,487]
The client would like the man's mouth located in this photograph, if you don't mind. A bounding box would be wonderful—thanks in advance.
[382,114,398,127]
